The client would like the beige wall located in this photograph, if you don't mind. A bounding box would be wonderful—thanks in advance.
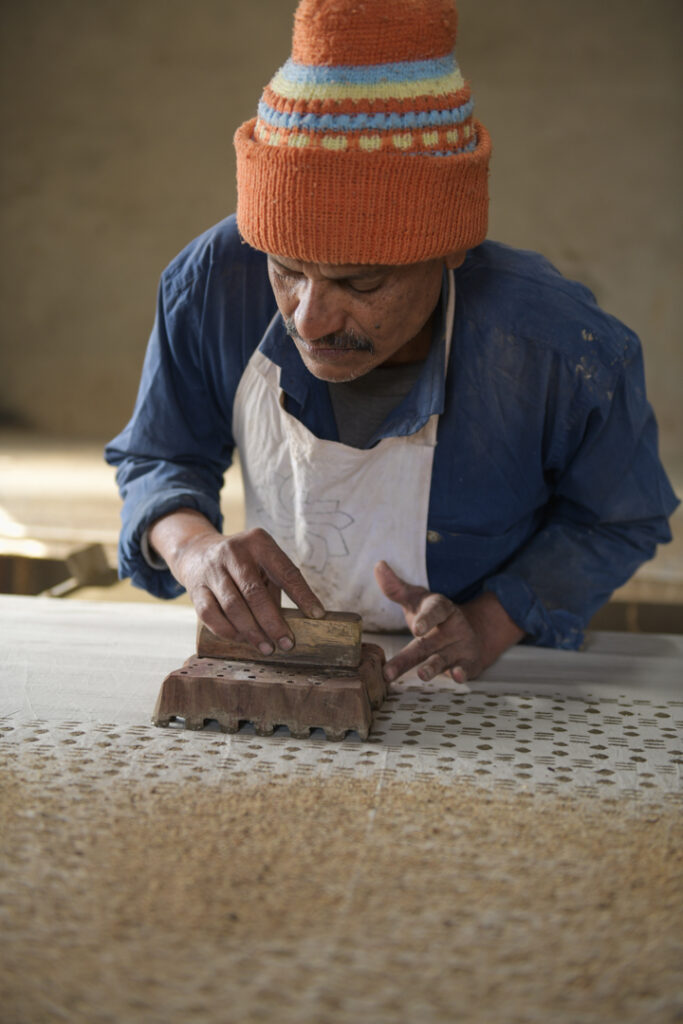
[2,0,681,467]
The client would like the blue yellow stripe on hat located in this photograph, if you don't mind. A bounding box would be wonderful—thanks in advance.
[254,52,478,156]
[235,0,491,266]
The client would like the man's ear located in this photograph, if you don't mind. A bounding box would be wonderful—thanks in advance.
[444,250,468,270]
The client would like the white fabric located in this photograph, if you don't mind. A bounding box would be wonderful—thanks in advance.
[232,272,456,631]
[1,596,682,799]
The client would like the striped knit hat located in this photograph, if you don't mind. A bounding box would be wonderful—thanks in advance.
[234,0,491,265]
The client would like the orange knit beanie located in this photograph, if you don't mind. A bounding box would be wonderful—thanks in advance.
[234,0,491,265]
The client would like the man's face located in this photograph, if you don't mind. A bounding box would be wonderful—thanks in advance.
[267,254,461,382]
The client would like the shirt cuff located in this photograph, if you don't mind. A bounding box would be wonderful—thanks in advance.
[140,529,167,571]
[118,488,223,600]
[484,573,586,650]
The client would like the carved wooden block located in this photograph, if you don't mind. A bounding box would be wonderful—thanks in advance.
[196,609,363,669]
[152,642,386,741]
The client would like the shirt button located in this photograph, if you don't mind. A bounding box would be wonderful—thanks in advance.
[426,530,443,544]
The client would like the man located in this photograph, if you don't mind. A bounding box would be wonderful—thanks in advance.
[105,0,678,685]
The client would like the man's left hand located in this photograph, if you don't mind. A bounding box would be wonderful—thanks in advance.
[374,561,525,684]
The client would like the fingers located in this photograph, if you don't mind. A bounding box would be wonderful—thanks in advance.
[375,561,451,641]
[255,532,325,620]
[384,632,443,682]
[266,579,282,608]
[194,585,295,659]
[383,601,482,684]
[450,666,469,686]
[192,586,239,642]
[187,528,324,653]
[193,570,283,654]
[385,637,478,684]
[417,653,479,684]
[410,591,455,637]
[374,560,428,616]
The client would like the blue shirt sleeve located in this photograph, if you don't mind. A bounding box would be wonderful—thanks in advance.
[483,331,677,648]
[426,244,678,649]
[104,216,276,598]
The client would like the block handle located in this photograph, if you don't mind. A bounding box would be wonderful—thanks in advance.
[196,609,362,669]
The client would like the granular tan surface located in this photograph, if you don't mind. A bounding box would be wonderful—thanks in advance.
[1,770,681,1024]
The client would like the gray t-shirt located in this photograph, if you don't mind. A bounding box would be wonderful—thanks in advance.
[327,361,423,449]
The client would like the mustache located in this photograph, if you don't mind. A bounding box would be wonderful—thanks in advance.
[284,317,374,353]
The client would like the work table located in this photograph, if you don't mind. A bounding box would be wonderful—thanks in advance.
[1,594,681,798]
[2,593,681,1024]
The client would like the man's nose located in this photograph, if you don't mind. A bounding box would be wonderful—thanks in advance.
[293,280,345,341]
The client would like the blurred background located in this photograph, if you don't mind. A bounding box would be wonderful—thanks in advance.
[1,0,681,626]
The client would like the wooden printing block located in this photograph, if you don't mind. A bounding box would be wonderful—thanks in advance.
[152,642,386,741]
[196,609,363,669]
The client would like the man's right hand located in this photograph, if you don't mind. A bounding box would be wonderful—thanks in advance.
[148,508,325,654]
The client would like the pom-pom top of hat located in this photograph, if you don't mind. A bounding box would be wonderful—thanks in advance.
[234,0,491,265]
[292,0,458,66]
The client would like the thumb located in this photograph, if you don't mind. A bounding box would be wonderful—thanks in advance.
[374,561,426,615]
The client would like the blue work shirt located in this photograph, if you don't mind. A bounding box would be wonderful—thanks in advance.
[105,215,678,649]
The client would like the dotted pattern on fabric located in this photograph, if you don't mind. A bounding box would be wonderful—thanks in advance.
[2,598,681,803]
[3,686,681,802]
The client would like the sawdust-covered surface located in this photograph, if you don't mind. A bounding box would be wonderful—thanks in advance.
[1,767,681,1024]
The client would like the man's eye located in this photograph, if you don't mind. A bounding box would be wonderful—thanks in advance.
[347,280,382,293]
[271,265,301,280]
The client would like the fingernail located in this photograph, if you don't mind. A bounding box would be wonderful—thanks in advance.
[414,622,426,637]
[310,605,325,619]
[418,667,432,681]
[258,641,274,656]
[278,636,293,651]
[384,665,397,683]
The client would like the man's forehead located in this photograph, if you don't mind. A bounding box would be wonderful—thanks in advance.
[267,253,391,279]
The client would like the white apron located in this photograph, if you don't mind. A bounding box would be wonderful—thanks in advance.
[232,271,455,632]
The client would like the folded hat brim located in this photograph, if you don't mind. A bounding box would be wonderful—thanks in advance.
[235,119,491,265]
